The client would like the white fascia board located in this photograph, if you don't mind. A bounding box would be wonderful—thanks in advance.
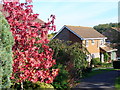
[83,37,107,40]
[107,49,118,52]
[51,25,84,40]
[51,25,66,40]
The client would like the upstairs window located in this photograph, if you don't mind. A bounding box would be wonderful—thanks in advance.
[97,41,99,48]
[92,40,95,45]
[100,40,104,45]
[86,40,89,47]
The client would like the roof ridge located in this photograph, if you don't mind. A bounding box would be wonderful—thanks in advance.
[65,25,92,28]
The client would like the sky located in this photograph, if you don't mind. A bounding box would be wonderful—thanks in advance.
[16,0,120,33]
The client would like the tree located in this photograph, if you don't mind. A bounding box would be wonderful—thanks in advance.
[2,0,58,88]
[0,11,14,88]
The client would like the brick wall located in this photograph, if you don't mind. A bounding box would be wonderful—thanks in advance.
[54,27,82,44]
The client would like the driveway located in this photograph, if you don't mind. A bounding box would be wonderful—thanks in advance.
[75,70,120,90]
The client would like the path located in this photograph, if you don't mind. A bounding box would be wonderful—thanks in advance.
[75,70,120,90]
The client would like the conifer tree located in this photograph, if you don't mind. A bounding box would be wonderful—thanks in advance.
[0,11,14,88]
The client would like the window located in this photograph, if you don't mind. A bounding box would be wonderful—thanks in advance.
[92,40,95,45]
[86,40,89,47]
[97,41,99,48]
[100,40,104,45]
[91,54,95,58]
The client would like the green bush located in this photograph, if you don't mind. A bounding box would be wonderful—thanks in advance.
[91,58,101,67]
[101,63,113,68]
[36,82,54,88]
[48,39,88,70]
[69,43,88,70]
[11,81,54,89]
[51,64,69,89]
[48,39,70,64]
[48,39,89,87]
[0,11,14,88]
[104,53,110,62]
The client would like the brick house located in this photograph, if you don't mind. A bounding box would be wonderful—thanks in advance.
[52,25,117,63]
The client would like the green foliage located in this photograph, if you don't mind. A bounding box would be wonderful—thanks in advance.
[48,39,89,87]
[91,58,101,67]
[48,39,70,64]
[104,53,110,62]
[115,76,120,90]
[48,39,88,70]
[0,12,14,88]
[93,23,120,43]
[101,63,113,68]
[11,81,54,89]
[69,43,88,70]
[51,64,69,89]
[94,23,118,33]
[48,32,57,40]
[36,82,54,88]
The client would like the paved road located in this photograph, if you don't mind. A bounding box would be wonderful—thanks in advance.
[75,70,120,90]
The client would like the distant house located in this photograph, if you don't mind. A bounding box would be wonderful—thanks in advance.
[0,3,48,39]
[52,25,117,63]
[112,27,120,32]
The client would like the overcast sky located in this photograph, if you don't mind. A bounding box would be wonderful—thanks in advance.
[19,0,119,33]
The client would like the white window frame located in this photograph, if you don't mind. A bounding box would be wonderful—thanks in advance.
[86,40,89,47]
[91,40,95,45]
[100,40,103,45]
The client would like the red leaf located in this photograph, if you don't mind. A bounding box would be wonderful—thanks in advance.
[3,0,19,2]
[3,1,58,84]
[26,0,32,3]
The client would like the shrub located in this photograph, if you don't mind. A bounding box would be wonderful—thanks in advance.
[51,64,69,89]
[91,58,101,67]
[104,53,110,62]
[69,43,88,70]
[11,81,54,89]
[101,63,113,68]
[36,82,54,88]
[48,39,88,70]
[48,39,89,87]
[0,11,14,88]
[113,60,120,69]
[48,39,70,64]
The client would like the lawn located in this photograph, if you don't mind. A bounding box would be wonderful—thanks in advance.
[115,76,120,90]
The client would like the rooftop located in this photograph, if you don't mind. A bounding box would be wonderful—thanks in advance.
[65,25,106,39]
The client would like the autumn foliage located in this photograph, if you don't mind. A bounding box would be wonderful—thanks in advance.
[3,1,58,84]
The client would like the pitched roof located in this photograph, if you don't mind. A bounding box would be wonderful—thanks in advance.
[65,25,106,39]
[111,27,120,32]
[100,46,117,52]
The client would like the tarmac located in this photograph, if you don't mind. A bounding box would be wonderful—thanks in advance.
[75,69,120,90]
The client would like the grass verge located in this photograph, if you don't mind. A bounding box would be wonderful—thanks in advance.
[115,76,120,90]
[83,68,115,78]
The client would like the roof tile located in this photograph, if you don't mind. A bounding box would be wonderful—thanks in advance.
[65,25,106,38]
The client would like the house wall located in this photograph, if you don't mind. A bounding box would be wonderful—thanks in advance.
[82,39,100,53]
[54,27,106,60]
[54,28,82,44]
[82,39,102,58]
[54,28,69,41]
[69,30,82,44]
